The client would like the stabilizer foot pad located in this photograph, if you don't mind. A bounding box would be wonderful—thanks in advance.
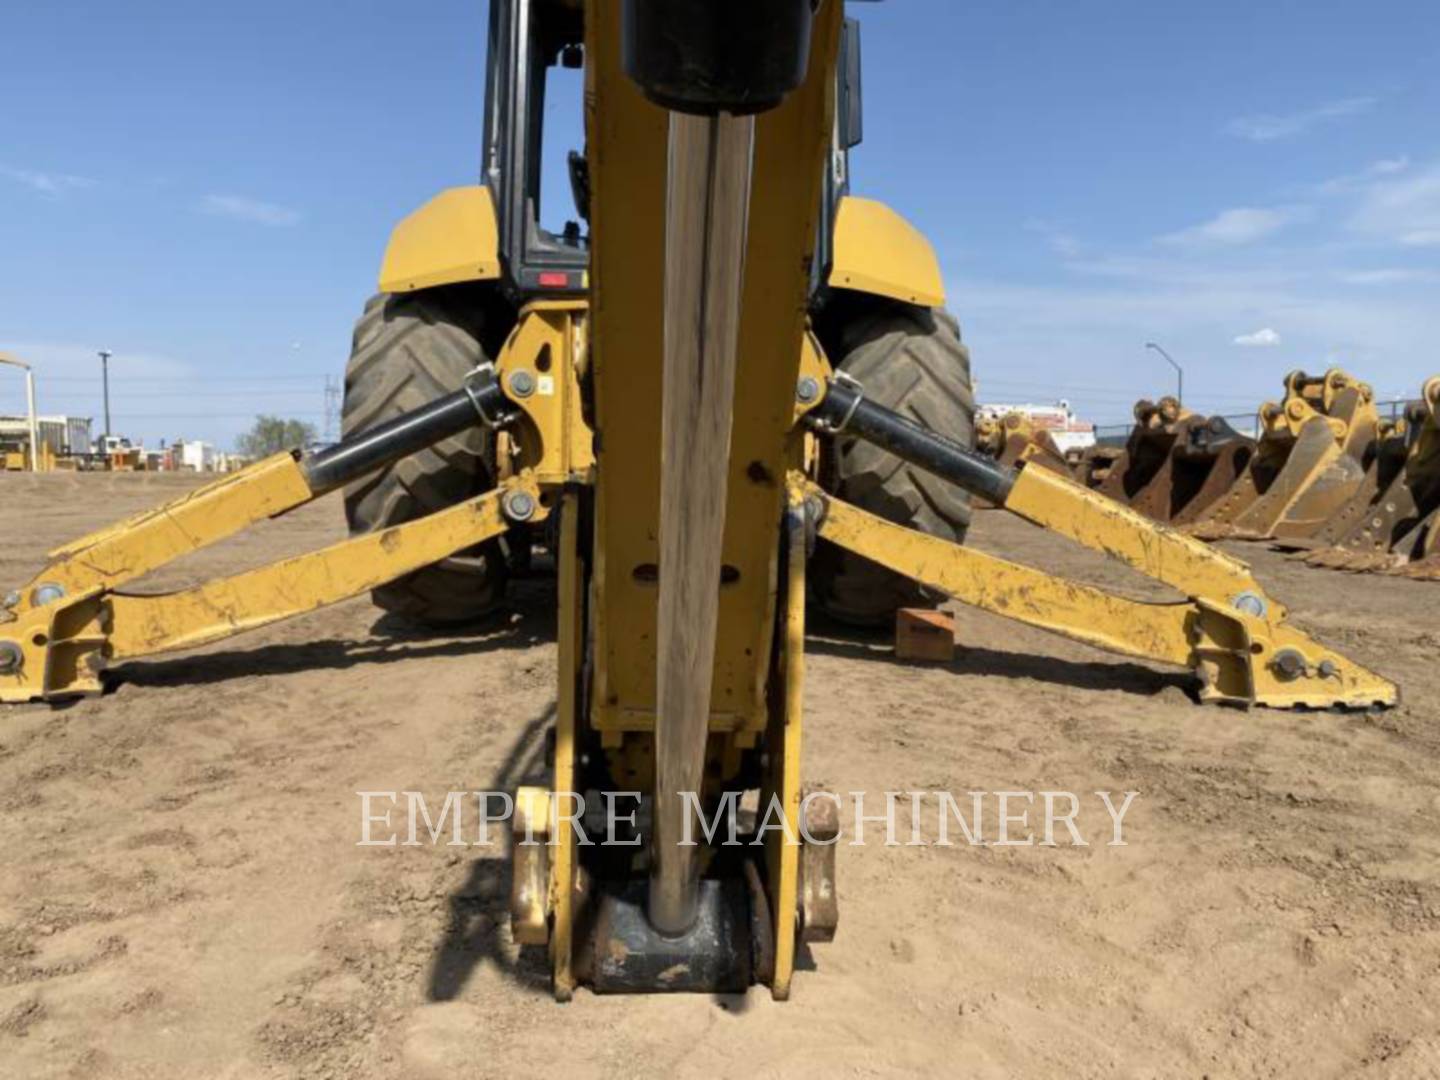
[585,879,753,994]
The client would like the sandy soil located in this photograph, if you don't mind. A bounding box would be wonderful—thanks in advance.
[1,471,1438,1079]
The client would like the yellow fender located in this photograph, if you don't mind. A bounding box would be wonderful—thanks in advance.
[826,195,946,308]
[379,188,944,309]
[378,186,503,294]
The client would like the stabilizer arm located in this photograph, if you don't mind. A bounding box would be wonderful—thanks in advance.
[801,378,1397,710]
[0,367,522,703]
[0,476,538,703]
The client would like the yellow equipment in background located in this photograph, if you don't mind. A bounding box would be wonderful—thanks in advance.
[1,443,56,472]
[1190,369,1380,542]
[1092,372,1439,577]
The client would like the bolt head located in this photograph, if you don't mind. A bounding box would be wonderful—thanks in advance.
[508,370,536,398]
[32,584,65,607]
[503,490,537,522]
[1231,592,1267,619]
[1271,648,1308,680]
[795,376,820,404]
[2,591,18,610]
[0,640,22,674]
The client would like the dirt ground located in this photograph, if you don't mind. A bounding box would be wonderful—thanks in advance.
[1,471,1438,1079]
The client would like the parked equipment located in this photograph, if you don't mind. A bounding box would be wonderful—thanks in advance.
[1188,370,1379,542]
[1303,376,1440,574]
[0,0,1398,1003]
[1085,398,1253,525]
[973,410,1073,507]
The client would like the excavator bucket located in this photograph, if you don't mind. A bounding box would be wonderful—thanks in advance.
[1089,397,1257,524]
[1394,507,1440,579]
[973,411,1073,509]
[1189,369,1373,542]
[1269,380,1381,542]
[1166,417,1257,526]
[1305,376,1440,573]
[1089,397,1188,512]
[1294,418,1413,563]
[1079,444,1125,491]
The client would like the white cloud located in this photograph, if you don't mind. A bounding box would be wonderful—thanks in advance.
[941,261,1435,424]
[1348,161,1440,247]
[1160,206,1298,247]
[1316,156,1411,195]
[1338,268,1438,286]
[1370,156,1411,177]
[0,165,96,197]
[1233,327,1282,347]
[199,193,301,227]
[1023,219,1081,258]
[1226,96,1376,142]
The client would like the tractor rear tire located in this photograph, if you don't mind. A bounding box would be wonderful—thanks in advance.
[341,286,511,626]
[811,298,976,625]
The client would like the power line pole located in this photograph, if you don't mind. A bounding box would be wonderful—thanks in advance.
[98,349,113,441]
[323,374,341,445]
[1146,342,1183,406]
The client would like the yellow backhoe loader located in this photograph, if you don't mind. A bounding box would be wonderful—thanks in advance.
[0,0,1397,999]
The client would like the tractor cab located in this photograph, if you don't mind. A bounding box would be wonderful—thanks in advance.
[480,0,865,303]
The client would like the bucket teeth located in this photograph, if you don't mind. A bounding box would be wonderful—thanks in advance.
[1399,557,1440,581]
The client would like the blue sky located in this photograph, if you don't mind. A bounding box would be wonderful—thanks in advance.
[2,1,1438,449]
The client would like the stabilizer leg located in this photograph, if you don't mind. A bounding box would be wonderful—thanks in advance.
[0,369,519,704]
[800,378,1397,711]
[0,478,540,703]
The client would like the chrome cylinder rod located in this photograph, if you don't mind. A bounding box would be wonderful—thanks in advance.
[650,109,755,937]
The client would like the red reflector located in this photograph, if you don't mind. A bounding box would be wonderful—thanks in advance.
[538,272,570,287]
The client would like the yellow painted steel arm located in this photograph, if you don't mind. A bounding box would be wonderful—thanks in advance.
[11,452,315,612]
[807,478,1197,665]
[0,477,541,702]
[1003,463,1273,608]
[795,475,1397,710]
[106,479,535,658]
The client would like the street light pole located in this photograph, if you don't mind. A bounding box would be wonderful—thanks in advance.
[1146,342,1183,406]
[0,352,40,472]
[98,350,113,443]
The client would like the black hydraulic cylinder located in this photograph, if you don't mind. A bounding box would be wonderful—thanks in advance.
[808,379,1018,507]
[622,0,814,115]
[301,369,513,496]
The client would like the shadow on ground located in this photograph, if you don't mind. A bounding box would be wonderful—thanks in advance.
[427,701,555,1001]
[806,613,1196,700]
